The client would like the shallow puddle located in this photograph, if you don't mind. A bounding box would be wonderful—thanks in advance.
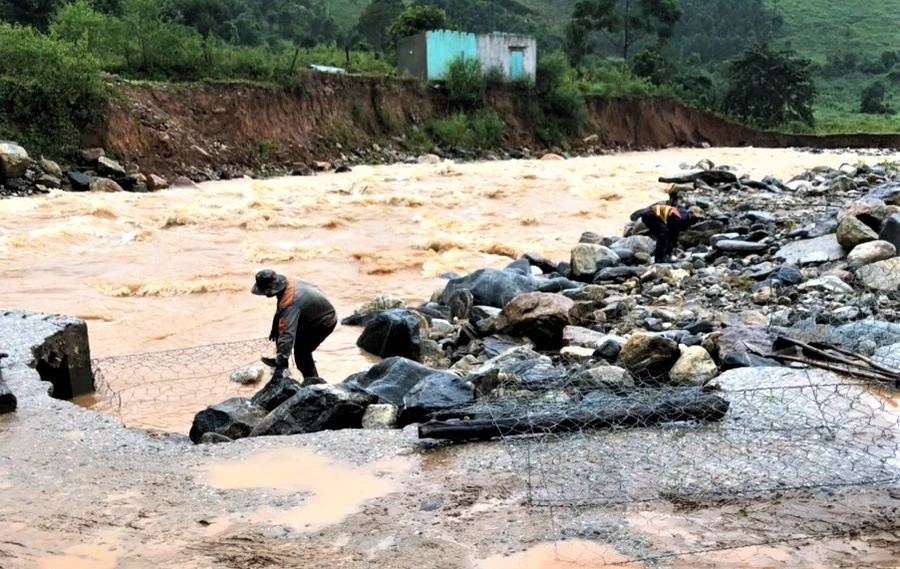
[199,447,411,532]
[38,543,119,569]
[479,540,645,569]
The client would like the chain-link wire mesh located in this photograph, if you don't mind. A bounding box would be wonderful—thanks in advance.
[89,337,272,431]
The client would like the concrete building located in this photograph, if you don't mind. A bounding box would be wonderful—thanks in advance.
[397,30,537,82]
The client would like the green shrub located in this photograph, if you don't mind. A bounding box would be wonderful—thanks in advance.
[533,52,588,145]
[0,22,107,155]
[442,55,486,110]
[428,110,507,149]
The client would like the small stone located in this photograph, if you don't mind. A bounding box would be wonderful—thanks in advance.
[362,404,398,429]
[847,240,896,270]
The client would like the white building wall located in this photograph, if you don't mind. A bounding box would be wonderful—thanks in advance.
[475,33,537,80]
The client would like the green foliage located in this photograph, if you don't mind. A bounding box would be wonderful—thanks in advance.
[413,0,544,45]
[0,0,60,29]
[860,81,895,115]
[532,52,588,143]
[386,5,451,49]
[0,22,107,154]
[568,0,682,62]
[666,0,782,64]
[355,0,403,51]
[428,110,506,149]
[722,45,817,129]
[578,60,661,97]
[442,56,486,110]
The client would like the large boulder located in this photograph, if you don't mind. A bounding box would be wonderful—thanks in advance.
[836,215,879,250]
[775,234,846,265]
[0,142,29,180]
[249,384,375,437]
[356,309,422,361]
[251,374,305,412]
[616,333,680,382]
[847,240,896,270]
[399,374,474,425]
[570,244,620,280]
[476,346,566,390]
[189,397,268,443]
[494,292,574,350]
[856,258,900,291]
[668,346,719,386]
[440,268,544,308]
[345,356,458,407]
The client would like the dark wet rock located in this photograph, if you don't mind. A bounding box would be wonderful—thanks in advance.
[249,384,375,437]
[773,264,803,285]
[714,240,769,254]
[65,171,92,192]
[251,374,304,412]
[594,266,644,283]
[356,309,422,361]
[494,292,573,350]
[440,268,543,308]
[446,288,474,321]
[482,335,532,358]
[776,235,846,265]
[878,214,900,251]
[659,169,739,185]
[720,352,782,371]
[522,252,559,275]
[189,397,268,443]
[616,333,680,381]
[680,219,726,247]
[685,320,715,335]
[345,356,458,407]
[398,374,474,425]
[866,181,900,206]
[19,312,94,400]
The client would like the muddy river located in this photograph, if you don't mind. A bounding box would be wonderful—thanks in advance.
[1,147,894,432]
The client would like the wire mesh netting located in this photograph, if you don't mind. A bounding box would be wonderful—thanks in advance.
[89,337,272,431]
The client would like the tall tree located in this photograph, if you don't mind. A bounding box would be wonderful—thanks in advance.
[722,44,817,128]
[568,0,681,61]
[386,5,451,49]
[355,0,403,52]
[0,0,60,29]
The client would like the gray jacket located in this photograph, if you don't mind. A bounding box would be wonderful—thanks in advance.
[273,278,337,362]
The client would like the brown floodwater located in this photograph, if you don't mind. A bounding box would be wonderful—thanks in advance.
[1,148,895,432]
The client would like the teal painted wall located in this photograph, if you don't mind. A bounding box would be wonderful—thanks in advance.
[425,30,478,81]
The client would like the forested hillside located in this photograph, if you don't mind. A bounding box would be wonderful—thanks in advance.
[0,0,898,158]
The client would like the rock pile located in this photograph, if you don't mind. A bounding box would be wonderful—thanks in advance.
[190,158,900,444]
[0,142,171,198]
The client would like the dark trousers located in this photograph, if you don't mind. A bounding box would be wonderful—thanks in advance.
[641,211,680,263]
[293,314,337,378]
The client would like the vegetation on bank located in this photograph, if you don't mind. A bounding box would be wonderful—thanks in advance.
[0,0,898,156]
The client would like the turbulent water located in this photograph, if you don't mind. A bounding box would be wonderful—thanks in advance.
[1,147,892,432]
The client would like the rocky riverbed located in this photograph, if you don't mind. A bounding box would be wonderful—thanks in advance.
[188,157,900,448]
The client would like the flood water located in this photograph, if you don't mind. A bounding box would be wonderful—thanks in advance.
[1,148,893,432]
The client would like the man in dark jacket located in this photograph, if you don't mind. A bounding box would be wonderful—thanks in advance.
[639,204,701,263]
[252,269,338,380]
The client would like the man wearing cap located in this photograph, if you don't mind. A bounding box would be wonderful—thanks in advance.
[638,204,702,264]
[252,269,338,380]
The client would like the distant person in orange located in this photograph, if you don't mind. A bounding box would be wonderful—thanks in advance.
[638,204,701,263]
[252,269,338,380]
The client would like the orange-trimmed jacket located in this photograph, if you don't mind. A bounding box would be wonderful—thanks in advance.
[274,278,337,363]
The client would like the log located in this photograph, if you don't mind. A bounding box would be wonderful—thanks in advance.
[417,391,730,443]
[658,170,739,186]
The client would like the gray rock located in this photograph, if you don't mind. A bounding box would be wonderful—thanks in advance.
[189,397,268,443]
[22,312,94,400]
[714,240,769,254]
[594,266,643,283]
[440,268,543,308]
[96,156,127,177]
[836,216,879,250]
[856,258,900,291]
[39,157,62,178]
[562,325,607,349]
[345,357,457,408]
[776,234,846,265]
[680,219,726,247]
[834,320,900,354]
[773,264,803,285]
[569,366,634,390]
[668,345,719,386]
[476,346,566,390]
[872,343,900,369]
[798,275,854,294]
[570,243,620,279]
[249,384,375,437]
[362,403,398,429]
[847,240,896,270]
[0,142,28,179]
